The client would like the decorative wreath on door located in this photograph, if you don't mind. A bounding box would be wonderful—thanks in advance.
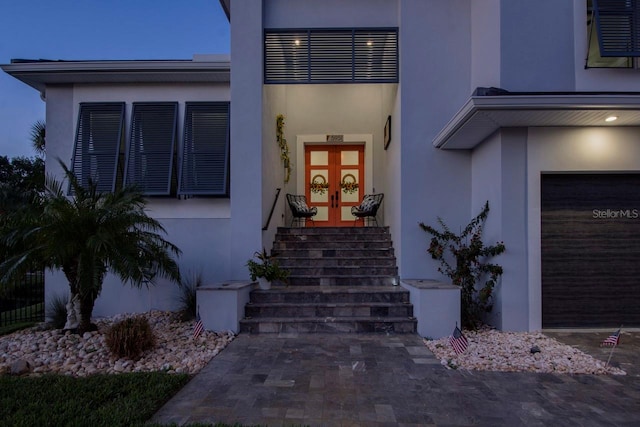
[340,173,359,194]
[310,174,330,195]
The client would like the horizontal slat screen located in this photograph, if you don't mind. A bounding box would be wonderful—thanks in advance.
[72,103,125,193]
[265,28,398,83]
[125,102,178,195]
[179,102,230,196]
[593,0,640,56]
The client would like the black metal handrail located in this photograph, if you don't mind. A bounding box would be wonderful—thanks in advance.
[263,188,281,230]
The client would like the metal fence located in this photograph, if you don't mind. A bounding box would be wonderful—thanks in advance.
[0,270,45,327]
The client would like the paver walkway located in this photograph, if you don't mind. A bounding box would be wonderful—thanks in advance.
[152,332,640,426]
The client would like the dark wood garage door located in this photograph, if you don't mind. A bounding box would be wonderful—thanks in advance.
[541,173,640,328]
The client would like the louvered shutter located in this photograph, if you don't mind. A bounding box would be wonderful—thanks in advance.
[71,103,125,192]
[179,102,230,196]
[593,0,640,56]
[265,28,398,83]
[354,30,398,81]
[124,102,178,195]
[265,31,309,82]
[310,30,354,81]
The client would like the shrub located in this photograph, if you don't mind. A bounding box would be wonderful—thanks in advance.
[46,292,68,329]
[105,316,156,360]
[178,271,202,321]
[419,201,505,330]
[246,248,289,282]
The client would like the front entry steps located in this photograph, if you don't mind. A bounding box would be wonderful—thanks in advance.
[239,227,417,334]
[240,286,415,333]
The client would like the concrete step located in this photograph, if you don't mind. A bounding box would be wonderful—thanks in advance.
[276,226,390,235]
[248,286,409,303]
[272,240,393,250]
[245,302,413,318]
[276,232,391,243]
[287,275,398,286]
[272,248,395,258]
[285,266,398,276]
[239,316,417,334]
[277,257,397,267]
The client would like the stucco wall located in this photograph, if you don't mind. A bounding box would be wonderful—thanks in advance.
[471,129,529,331]
[264,0,398,28]
[398,0,472,278]
[262,85,289,248]
[501,0,575,91]
[42,81,236,317]
[230,0,264,278]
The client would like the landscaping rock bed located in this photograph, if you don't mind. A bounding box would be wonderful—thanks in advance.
[424,328,626,375]
[0,311,235,377]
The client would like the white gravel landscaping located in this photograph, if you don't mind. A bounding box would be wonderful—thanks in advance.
[424,328,626,375]
[0,311,235,377]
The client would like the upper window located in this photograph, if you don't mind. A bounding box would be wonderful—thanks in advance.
[587,0,637,68]
[124,102,178,195]
[264,28,398,84]
[179,102,230,196]
[71,103,125,192]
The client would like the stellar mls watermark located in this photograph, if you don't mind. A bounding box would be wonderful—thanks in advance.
[592,209,639,219]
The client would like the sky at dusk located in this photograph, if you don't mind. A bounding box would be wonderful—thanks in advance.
[0,0,230,159]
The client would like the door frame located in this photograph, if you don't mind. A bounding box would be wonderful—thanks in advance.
[296,134,374,199]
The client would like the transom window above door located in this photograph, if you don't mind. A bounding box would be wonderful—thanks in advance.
[264,28,398,84]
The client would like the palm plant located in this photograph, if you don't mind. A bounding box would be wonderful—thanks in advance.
[30,120,46,156]
[0,161,182,333]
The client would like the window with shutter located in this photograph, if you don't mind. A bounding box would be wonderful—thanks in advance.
[265,28,398,84]
[124,102,178,195]
[587,0,640,68]
[179,102,230,196]
[71,103,125,192]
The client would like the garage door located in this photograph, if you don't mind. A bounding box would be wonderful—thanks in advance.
[541,173,640,328]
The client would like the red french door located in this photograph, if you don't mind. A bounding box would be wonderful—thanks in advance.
[305,144,365,227]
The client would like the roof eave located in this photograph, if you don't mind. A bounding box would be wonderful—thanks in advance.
[1,59,231,93]
[433,94,640,150]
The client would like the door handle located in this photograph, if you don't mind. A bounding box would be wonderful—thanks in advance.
[330,194,334,208]
[335,190,339,205]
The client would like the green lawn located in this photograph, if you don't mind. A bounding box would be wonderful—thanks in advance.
[0,372,285,426]
[1,372,190,426]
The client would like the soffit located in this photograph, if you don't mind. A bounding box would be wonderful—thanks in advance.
[1,60,231,93]
[433,94,640,149]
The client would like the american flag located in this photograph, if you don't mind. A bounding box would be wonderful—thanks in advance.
[449,325,468,354]
[601,329,620,347]
[193,312,204,340]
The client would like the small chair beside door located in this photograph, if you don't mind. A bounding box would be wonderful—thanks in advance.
[351,193,384,226]
[286,194,317,227]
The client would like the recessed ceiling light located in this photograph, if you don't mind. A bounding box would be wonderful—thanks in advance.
[366,41,373,46]
[605,116,618,122]
[294,39,300,46]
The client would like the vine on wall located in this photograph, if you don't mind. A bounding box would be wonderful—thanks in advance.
[276,114,292,183]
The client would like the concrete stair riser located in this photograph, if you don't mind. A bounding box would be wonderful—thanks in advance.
[245,302,413,318]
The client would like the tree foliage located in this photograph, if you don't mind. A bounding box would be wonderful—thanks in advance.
[419,201,506,329]
[30,120,46,156]
[0,160,182,333]
[0,155,44,213]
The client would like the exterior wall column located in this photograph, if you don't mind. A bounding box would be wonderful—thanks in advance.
[230,0,264,279]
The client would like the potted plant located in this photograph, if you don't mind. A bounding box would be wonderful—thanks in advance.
[246,248,289,290]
